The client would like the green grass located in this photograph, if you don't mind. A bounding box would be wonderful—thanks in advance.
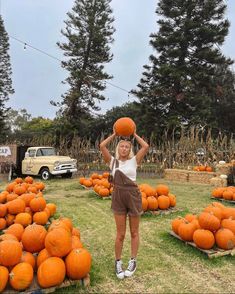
[1,177,235,293]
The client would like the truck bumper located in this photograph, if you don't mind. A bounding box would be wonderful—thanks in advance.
[51,168,77,175]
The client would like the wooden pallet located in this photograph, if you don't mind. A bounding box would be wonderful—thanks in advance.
[92,190,112,200]
[79,184,93,190]
[143,207,182,216]
[210,197,235,204]
[169,231,235,258]
[4,274,90,293]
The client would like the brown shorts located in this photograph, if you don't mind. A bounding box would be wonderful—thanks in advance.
[111,170,142,216]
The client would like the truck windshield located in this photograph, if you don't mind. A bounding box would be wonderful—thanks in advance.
[37,148,56,156]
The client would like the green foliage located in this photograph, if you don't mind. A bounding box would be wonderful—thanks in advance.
[0,16,14,141]
[133,0,234,135]
[55,0,115,137]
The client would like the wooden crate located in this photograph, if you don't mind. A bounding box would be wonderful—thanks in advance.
[4,274,90,293]
[169,231,235,258]
[210,197,235,204]
[143,207,182,216]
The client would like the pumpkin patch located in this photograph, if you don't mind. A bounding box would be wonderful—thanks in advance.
[0,177,92,291]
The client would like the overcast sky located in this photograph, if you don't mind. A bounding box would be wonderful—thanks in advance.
[1,0,235,119]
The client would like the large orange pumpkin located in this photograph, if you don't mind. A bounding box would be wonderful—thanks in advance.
[21,224,47,253]
[5,223,24,241]
[65,248,92,280]
[193,229,215,249]
[45,228,72,257]
[37,257,66,288]
[114,117,136,137]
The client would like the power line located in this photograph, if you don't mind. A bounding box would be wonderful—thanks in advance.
[9,35,62,62]
[9,35,137,98]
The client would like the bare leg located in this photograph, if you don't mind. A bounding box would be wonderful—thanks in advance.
[129,215,140,258]
[114,214,127,260]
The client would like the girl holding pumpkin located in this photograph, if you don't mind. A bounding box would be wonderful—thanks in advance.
[100,127,149,279]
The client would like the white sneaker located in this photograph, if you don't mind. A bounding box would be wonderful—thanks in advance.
[124,258,137,277]
[115,260,125,279]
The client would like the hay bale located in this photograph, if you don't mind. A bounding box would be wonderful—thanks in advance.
[164,169,189,182]
[215,163,232,175]
[188,171,216,184]
[209,177,227,187]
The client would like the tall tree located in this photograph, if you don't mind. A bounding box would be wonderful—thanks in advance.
[0,15,14,140]
[133,0,233,135]
[56,0,115,138]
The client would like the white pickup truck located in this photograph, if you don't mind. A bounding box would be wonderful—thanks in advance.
[0,145,77,180]
[22,146,77,180]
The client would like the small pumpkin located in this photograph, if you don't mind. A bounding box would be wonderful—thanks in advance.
[114,117,136,137]
[215,228,235,250]
[0,240,22,266]
[0,265,9,292]
[5,223,24,241]
[9,262,34,290]
[37,257,66,288]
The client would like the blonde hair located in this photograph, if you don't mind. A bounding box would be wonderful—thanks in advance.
[115,140,134,160]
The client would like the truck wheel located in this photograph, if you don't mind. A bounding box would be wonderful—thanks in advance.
[40,168,51,180]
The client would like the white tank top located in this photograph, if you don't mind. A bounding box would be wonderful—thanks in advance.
[109,156,137,181]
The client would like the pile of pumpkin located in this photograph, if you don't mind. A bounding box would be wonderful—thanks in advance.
[0,177,91,292]
[171,202,235,250]
[79,172,113,197]
[193,166,213,172]
[211,186,235,201]
[139,184,176,212]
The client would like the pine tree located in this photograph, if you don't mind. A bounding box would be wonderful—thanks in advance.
[0,15,14,140]
[56,0,115,137]
[133,0,233,135]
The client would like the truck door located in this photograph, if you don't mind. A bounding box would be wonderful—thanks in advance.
[22,149,36,175]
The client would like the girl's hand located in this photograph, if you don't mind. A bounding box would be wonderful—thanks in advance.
[113,125,117,136]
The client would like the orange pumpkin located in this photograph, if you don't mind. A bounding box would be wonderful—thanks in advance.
[178,221,197,242]
[9,262,34,290]
[0,240,22,266]
[71,235,83,249]
[29,196,46,212]
[14,212,32,227]
[0,266,9,292]
[158,195,170,210]
[0,218,7,230]
[5,223,24,241]
[20,251,36,271]
[45,228,72,257]
[171,218,185,235]
[46,203,57,216]
[33,211,49,225]
[156,184,169,196]
[198,212,220,232]
[114,117,136,137]
[37,248,52,269]
[215,228,235,250]
[37,257,66,288]
[147,196,158,211]
[65,248,92,280]
[7,198,26,215]
[193,229,215,249]
[21,224,47,253]
[0,204,7,217]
